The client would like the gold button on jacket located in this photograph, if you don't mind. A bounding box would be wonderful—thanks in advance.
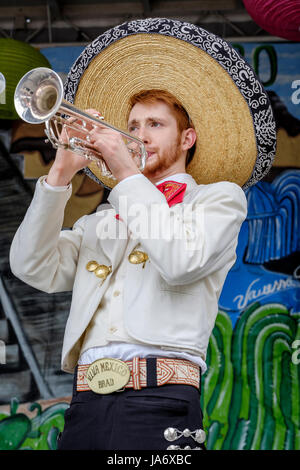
[86,261,112,284]
[128,250,149,268]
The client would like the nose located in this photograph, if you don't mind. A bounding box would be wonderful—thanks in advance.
[137,126,150,144]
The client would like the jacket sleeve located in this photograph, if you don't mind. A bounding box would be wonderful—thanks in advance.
[9,176,86,293]
[108,175,247,285]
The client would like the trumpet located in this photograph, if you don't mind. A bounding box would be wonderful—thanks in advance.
[14,67,146,183]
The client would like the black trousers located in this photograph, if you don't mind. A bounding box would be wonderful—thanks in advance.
[57,369,205,451]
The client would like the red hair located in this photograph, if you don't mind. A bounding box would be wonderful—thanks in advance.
[128,89,196,164]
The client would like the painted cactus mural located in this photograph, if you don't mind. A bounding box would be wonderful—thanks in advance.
[210,169,300,450]
[0,398,68,450]
[201,303,300,450]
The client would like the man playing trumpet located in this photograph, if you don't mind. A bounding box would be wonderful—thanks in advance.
[10,18,275,450]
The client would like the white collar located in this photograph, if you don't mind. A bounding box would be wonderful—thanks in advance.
[155,173,195,186]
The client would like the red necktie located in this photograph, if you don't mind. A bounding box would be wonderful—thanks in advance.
[115,180,187,220]
[156,180,187,207]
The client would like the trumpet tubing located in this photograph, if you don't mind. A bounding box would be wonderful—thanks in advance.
[14,67,146,183]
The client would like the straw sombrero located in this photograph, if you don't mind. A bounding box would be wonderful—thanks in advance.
[64,17,276,190]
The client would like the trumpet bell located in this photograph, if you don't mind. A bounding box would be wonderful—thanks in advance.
[14,67,63,124]
[13,66,146,187]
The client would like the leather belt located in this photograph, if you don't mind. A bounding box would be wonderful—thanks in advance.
[77,357,200,394]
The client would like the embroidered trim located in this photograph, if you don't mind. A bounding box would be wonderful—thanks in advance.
[77,357,200,391]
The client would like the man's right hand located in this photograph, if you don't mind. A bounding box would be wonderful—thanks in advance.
[46,109,101,187]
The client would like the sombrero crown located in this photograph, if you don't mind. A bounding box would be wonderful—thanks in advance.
[64,17,276,190]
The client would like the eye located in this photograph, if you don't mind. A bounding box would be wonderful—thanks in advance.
[151,121,161,128]
[128,125,138,132]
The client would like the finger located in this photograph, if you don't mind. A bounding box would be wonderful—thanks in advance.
[60,121,85,144]
[85,108,102,117]
[88,126,120,141]
[85,109,104,125]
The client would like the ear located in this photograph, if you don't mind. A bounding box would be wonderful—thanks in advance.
[181,128,197,151]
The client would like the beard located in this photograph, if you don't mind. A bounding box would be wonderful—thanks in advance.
[142,135,182,178]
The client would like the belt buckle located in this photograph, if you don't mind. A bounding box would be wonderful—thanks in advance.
[86,358,131,394]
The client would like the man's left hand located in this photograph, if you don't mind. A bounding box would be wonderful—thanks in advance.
[88,109,142,182]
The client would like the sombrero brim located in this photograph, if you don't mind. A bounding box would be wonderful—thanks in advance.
[64,18,276,190]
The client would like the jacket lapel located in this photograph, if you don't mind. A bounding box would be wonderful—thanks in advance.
[96,209,129,270]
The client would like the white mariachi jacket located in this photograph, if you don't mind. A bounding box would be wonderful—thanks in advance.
[10,173,247,373]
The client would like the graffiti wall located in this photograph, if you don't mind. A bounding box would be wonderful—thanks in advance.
[0,40,299,450]
[202,42,300,450]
